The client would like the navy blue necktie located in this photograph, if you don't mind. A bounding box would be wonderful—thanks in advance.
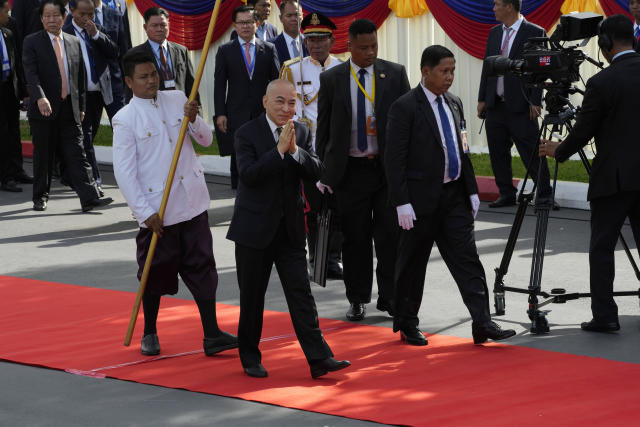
[635,26,640,40]
[435,96,459,180]
[357,68,367,152]
[82,30,98,84]
[0,33,9,81]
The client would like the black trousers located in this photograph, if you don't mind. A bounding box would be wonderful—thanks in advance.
[82,92,104,182]
[335,157,398,304]
[30,97,99,204]
[394,180,491,328]
[0,81,24,183]
[589,191,640,323]
[486,101,551,199]
[235,220,332,368]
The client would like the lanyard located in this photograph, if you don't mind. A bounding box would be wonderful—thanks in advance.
[350,65,375,106]
[241,43,255,77]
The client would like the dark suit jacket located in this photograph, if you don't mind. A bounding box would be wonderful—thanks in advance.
[62,20,119,103]
[230,22,278,42]
[478,19,545,112]
[11,0,42,43]
[316,59,411,187]
[268,33,308,65]
[1,26,27,102]
[213,38,280,154]
[98,5,130,54]
[22,30,86,124]
[227,114,322,250]
[555,52,640,201]
[385,86,479,216]
[126,40,197,101]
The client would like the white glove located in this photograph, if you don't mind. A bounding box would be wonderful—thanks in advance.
[316,181,333,194]
[396,203,416,230]
[470,194,480,219]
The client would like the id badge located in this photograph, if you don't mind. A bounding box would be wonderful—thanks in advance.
[1,61,9,72]
[366,116,377,136]
[164,79,176,89]
[461,130,470,154]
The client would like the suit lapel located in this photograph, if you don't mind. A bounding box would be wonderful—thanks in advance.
[509,19,528,59]
[373,59,386,115]
[339,61,352,115]
[415,86,439,143]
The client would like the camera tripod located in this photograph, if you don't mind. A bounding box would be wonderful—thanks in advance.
[491,93,640,333]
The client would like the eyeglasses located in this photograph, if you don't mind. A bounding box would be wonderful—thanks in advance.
[42,14,62,20]
[235,20,255,26]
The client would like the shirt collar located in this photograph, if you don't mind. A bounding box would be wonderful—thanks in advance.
[265,114,281,137]
[612,50,636,61]
[239,36,256,46]
[47,31,63,41]
[71,20,85,36]
[504,15,524,33]
[420,82,444,106]
[349,58,374,76]
[309,55,333,67]
[148,39,168,53]
[283,32,302,46]
[131,93,160,108]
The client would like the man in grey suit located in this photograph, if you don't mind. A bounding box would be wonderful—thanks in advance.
[23,0,112,212]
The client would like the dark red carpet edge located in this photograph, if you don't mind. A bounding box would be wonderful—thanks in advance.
[1,276,638,426]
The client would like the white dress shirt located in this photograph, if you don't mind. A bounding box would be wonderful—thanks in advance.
[282,31,303,60]
[349,59,378,157]
[501,16,524,57]
[421,84,461,183]
[112,90,213,227]
[71,20,100,92]
[47,31,71,94]
[265,114,301,161]
[237,36,256,78]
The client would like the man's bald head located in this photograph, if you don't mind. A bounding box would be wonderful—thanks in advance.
[263,79,297,126]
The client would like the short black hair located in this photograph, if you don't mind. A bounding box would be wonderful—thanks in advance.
[0,0,9,9]
[232,5,256,23]
[348,19,377,40]
[143,7,169,23]
[69,0,93,10]
[279,0,297,14]
[39,0,66,16]
[420,45,454,69]
[599,14,635,46]
[500,0,521,12]
[122,49,156,78]
[246,0,264,6]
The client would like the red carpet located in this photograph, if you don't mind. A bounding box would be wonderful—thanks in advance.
[1,276,638,426]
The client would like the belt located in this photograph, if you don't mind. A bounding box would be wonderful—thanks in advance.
[348,154,379,162]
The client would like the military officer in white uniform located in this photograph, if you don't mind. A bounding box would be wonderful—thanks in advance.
[113,49,237,357]
[280,12,344,279]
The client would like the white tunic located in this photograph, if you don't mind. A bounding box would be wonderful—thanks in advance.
[280,55,341,150]
[112,90,213,227]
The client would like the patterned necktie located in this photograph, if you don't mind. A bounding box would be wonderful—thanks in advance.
[635,26,640,41]
[435,96,459,180]
[159,45,173,80]
[243,42,253,76]
[0,33,9,81]
[291,39,299,58]
[357,68,367,152]
[53,36,68,99]
[276,126,282,142]
[82,30,98,84]
[497,27,512,97]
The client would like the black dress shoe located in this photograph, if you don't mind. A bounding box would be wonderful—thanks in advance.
[346,303,366,321]
[327,262,344,279]
[82,196,114,212]
[310,357,351,379]
[141,333,160,355]
[376,300,395,317]
[472,321,516,344]
[33,199,47,211]
[14,172,34,184]
[489,196,517,208]
[1,180,22,192]
[581,319,620,333]
[203,331,239,356]
[244,364,268,378]
[400,328,428,346]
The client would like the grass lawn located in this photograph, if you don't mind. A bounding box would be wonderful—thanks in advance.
[20,120,589,183]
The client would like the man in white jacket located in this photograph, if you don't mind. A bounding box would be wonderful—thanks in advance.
[112,49,237,356]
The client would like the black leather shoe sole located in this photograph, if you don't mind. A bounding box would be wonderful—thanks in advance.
[310,359,351,379]
[472,328,516,344]
[244,364,268,378]
[581,320,620,333]
[204,333,239,356]
[400,330,428,346]
[141,334,160,355]
[33,200,47,211]
[82,197,114,212]
[346,304,365,321]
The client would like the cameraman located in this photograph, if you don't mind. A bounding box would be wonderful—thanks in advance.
[539,15,640,333]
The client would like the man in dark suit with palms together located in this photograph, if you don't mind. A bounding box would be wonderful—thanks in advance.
[316,19,411,322]
[385,45,516,346]
[227,79,350,379]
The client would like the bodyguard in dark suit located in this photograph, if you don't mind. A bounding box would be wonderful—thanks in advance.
[540,15,640,333]
[0,0,32,193]
[227,79,350,379]
[629,0,640,52]
[63,0,119,191]
[478,0,551,207]
[214,5,280,188]
[267,0,307,65]
[11,0,43,43]
[23,0,111,212]
[385,45,516,346]
[316,19,410,321]
[125,7,196,101]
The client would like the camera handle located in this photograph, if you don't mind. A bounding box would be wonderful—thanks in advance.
[491,114,640,334]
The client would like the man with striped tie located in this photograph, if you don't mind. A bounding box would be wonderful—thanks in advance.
[629,0,640,52]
